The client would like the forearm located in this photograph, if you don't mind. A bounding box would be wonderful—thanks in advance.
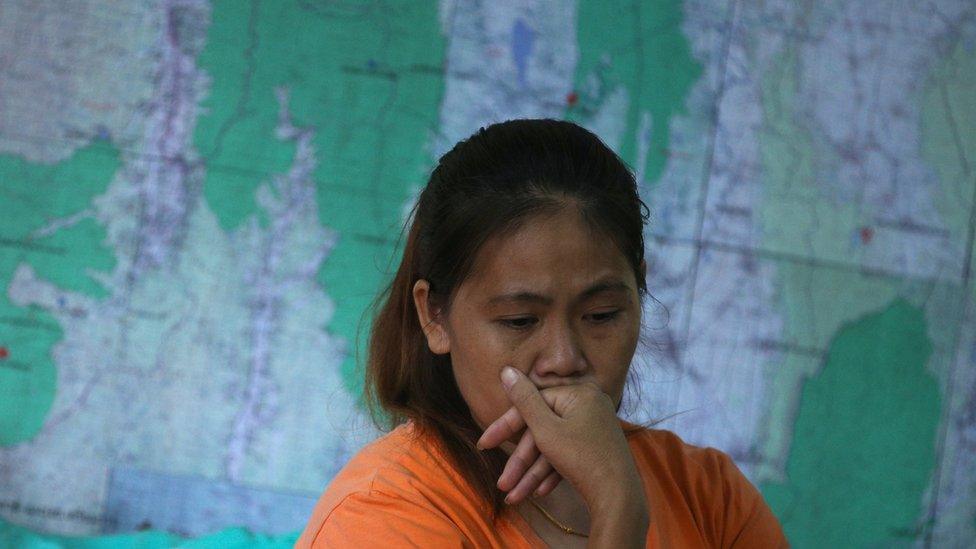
[586,487,649,549]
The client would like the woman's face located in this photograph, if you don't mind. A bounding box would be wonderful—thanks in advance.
[413,207,644,431]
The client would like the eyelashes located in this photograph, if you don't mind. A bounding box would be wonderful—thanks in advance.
[498,310,621,331]
[499,317,537,330]
[587,310,620,323]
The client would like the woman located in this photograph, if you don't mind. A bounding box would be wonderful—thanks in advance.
[297,119,788,547]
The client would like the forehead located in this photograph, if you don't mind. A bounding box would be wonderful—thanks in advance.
[459,209,634,299]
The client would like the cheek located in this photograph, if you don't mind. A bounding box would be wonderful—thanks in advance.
[454,366,510,430]
[595,322,640,393]
[450,337,514,429]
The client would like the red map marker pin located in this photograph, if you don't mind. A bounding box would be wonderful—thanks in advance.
[0,347,8,360]
[859,226,874,244]
[566,91,578,106]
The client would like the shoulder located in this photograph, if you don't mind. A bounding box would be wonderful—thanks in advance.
[304,421,470,516]
[296,422,486,548]
[625,424,743,507]
[621,421,789,547]
[319,422,453,500]
[624,421,739,481]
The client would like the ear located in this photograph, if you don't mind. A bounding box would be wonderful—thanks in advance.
[412,279,451,355]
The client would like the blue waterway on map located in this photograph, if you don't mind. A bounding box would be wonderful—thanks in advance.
[512,18,535,89]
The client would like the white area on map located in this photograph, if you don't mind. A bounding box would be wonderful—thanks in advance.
[0,1,160,162]
[614,0,792,479]
[434,0,581,156]
[796,0,974,280]
[643,1,976,545]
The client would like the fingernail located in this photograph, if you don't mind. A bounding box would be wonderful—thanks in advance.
[501,367,518,389]
[504,494,512,505]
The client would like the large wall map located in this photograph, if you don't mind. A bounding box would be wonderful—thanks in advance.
[1,1,974,547]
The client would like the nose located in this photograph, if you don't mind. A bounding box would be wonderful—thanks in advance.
[530,319,588,383]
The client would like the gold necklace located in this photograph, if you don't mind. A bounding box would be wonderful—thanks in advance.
[528,498,590,538]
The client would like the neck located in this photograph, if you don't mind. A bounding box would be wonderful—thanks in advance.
[523,478,591,533]
[495,441,591,534]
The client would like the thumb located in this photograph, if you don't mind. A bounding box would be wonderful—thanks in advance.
[501,367,555,430]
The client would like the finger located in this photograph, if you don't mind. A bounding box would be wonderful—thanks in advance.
[534,470,561,498]
[477,405,525,450]
[478,385,569,450]
[497,429,538,491]
[504,453,552,505]
[501,367,556,430]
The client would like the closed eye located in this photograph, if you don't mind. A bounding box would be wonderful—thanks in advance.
[498,317,538,330]
[498,311,620,331]
[586,310,620,324]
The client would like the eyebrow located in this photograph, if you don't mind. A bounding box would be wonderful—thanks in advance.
[486,278,632,307]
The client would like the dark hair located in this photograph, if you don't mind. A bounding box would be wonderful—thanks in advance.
[364,118,650,517]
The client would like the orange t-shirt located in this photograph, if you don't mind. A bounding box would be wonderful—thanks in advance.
[296,420,789,548]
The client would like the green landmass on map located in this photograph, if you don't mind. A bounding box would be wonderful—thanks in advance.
[570,0,700,188]
[194,0,446,399]
[761,299,941,546]
[0,139,120,446]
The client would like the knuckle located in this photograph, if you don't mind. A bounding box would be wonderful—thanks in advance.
[579,381,602,395]
[502,412,521,432]
[510,454,528,470]
[579,382,609,403]
[529,456,549,474]
[523,468,542,484]
[538,387,559,407]
[516,441,537,460]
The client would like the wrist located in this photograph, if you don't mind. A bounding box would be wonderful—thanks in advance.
[586,463,645,511]
[591,485,648,524]
[588,490,649,549]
